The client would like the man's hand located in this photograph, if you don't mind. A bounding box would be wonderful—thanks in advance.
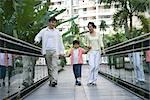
[102,49,105,55]
[34,41,39,45]
[59,54,65,59]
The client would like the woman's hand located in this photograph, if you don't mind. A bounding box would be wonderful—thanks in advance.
[85,46,92,49]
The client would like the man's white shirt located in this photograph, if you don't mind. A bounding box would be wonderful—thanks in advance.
[34,27,65,55]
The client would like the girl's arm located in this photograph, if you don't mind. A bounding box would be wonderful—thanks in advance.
[82,48,90,54]
[65,49,72,57]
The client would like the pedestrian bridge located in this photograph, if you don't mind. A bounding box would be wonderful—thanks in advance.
[24,65,145,100]
[0,32,149,100]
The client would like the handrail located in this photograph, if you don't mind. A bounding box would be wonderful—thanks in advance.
[0,37,40,52]
[0,32,42,56]
[105,38,149,53]
[0,32,41,50]
[104,33,150,55]
[105,33,150,51]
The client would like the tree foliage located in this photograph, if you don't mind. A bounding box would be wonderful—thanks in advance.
[0,0,78,43]
[99,0,150,39]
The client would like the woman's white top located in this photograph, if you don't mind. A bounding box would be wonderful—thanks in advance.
[86,33,104,52]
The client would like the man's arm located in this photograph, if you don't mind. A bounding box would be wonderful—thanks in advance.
[34,29,43,44]
[58,33,65,55]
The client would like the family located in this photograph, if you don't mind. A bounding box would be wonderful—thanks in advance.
[34,17,105,87]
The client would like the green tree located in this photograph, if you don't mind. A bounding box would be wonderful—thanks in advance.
[100,20,109,39]
[0,0,78,43]
[99,0,150,39]
[104,32,127,47]
[62,21,88,50]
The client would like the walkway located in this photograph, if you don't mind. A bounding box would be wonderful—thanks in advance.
[24,65,142,100]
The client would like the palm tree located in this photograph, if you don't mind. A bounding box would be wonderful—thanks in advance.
[62,21,88,50]
[0,0,78,43]
[99,0,150,39]
[100,20,109,39]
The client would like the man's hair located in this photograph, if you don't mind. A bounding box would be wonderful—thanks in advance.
[73,40,80,45]
[48,17,57,22]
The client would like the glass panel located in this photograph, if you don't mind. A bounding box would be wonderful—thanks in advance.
[99,39,150,91]
[0,51,47,99]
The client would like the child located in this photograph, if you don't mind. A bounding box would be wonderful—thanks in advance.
[146,49,150,73]
[0,53,13,86]
[66,40,89,86]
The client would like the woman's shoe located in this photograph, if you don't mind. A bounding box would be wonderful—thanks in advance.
[87,83,92,86]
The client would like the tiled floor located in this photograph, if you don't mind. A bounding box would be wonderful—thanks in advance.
[24,65,142,100]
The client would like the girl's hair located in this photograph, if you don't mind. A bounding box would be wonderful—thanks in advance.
[88,22,96,28]
[73,40,80,45]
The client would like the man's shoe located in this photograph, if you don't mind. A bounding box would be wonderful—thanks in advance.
[51,81,57,87]
[91,83,96,86]
[75,80,78,85]
[87,83,92,86]
[2,82,5,86]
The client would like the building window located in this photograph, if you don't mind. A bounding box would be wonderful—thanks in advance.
[58,2,61,5]
[104,5,111,9]
[93,7,96,10]
[99,15,111,19]
[67,10,69,14]
[83,8,87,11]
[92,16,96,19]
[104,15,111,18]
[74,9,78,14]
[83,17,87,20]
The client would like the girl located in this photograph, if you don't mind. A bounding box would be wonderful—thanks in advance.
[67,40,89,86]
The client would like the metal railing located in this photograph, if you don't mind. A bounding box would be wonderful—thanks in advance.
[0,32,46,100]
[100,33,150,99]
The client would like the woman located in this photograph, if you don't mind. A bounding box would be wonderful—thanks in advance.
[86,22,105,86]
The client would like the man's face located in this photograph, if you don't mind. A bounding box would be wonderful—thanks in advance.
[48,20,57,29]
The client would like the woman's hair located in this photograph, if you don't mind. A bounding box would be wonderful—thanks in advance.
[73,40,80,45]
[88,22,96,28]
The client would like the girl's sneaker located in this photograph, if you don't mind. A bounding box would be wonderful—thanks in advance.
[75,81,81,86]
[77,81,81,86]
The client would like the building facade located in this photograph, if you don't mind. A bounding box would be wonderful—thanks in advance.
[50,0,148,35]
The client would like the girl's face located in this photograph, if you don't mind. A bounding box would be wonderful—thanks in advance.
[88,24,94,32]
[73,43,80,48]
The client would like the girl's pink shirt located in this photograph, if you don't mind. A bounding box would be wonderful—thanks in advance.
[70,47,85,65]
[146,50,150,62]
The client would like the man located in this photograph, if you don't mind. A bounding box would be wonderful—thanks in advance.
[34,17,65,87]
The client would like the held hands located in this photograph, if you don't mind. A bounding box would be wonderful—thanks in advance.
[85,46,92,50]
[59,54,65,59]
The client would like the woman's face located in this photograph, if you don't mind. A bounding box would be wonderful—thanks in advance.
[88,24,94,32]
